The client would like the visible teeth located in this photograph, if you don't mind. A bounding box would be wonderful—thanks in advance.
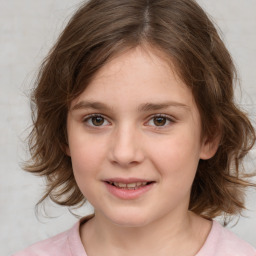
[127,183,137,188]
[111,182,148,189]
[114,182,126,188]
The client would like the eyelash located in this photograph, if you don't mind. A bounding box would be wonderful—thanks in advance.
[146,114,174,128]
[82,113,175,129]
[83,114,110,127]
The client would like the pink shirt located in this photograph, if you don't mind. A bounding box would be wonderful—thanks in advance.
[13,218,256,256]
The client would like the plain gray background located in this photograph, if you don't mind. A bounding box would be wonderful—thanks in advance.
[0,0,256,255]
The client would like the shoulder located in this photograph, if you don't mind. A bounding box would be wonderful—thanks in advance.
[216,223,256,255]
[12,218,88,256]
[197,220,256,256]
[12,229,71,256]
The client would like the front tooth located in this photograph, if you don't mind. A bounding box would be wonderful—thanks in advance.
[127,183,137,188]
[114,182,126,188]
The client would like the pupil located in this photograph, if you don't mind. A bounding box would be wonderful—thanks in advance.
[154,117,166,126]
[92,116,104,126]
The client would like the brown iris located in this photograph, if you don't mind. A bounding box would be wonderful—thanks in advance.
[92,116,105,126]
[153,117,167,126]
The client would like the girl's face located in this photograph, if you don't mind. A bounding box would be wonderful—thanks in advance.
[67,47,214,227]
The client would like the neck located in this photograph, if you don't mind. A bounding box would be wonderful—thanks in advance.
[80,211,211,256]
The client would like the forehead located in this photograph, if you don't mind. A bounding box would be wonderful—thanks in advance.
[71,46,196,109]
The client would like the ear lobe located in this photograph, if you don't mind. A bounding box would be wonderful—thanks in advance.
[200,133,221,160]
[60,143,71,156]
[65,145,71,156]
[63,130,70,156]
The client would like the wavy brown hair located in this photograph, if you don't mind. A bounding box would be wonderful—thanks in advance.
[25,0,256,220]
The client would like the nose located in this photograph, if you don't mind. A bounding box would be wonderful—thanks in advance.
[108,125,145,167]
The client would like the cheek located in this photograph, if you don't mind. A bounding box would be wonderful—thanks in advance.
[69,135,107,179]
[147,131,201,184]
[149,133,200,164]
[68,138,107,200]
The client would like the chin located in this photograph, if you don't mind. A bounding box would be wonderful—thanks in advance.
[104,210,154,228]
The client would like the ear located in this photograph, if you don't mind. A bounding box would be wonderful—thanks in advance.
[63,130,71,156]
[199,133,221,160]
[60,142,71,156]
[65,145,71,156]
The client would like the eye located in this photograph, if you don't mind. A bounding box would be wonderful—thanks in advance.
[146,114,173,127]
[83,114,110,127]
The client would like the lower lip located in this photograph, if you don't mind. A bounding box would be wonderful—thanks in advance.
[104,182,154,200]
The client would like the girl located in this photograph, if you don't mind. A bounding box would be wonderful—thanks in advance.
[14,0,256,255]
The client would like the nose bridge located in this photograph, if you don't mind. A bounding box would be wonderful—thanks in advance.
[109,122,144,166]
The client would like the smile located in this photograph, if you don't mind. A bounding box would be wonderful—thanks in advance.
[107,181,149,189]
[104,179,155,199]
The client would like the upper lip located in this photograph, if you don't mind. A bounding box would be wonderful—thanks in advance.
[103,178,154,184]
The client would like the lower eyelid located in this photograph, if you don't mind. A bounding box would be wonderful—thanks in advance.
[145,115,175,127]
[83,114,110,126]
[82,114,174,127]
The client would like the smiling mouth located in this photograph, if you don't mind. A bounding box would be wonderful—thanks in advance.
[106,181,154,190]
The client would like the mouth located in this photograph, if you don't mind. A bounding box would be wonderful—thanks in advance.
[106,181,155,190]
[103,179,155,199]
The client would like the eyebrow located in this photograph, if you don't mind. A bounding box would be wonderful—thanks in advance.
[71,100,190,112]
[71,101,109,111]
[137,102,189,112]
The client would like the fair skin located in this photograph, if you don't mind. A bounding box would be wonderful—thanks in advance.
[66,46,218,256]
